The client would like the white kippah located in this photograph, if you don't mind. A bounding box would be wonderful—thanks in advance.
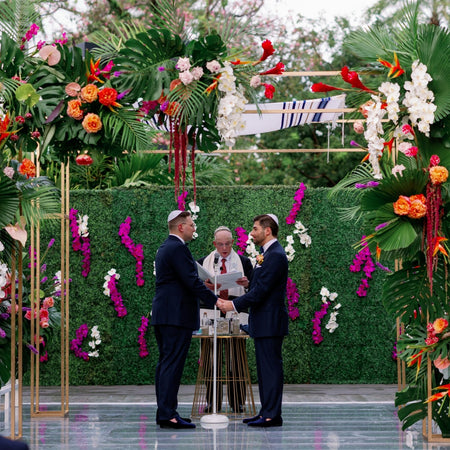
[267,214,279,225]
[167,210,183,222]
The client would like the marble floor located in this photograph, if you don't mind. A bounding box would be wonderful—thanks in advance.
[1,385,450,449]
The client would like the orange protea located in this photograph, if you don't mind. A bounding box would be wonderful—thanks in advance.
[98,87,122,110]
[67,99,84,120]
[82,113,102,133]
[393,195,411,216]
[433,318,449,334]
[81,84,99,103]
[408,195,427,219]
[429,166,449,185]
[18,158,36,179]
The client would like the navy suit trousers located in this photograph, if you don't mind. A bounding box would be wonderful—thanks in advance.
[154,325,193,421]
[254,336,284,418]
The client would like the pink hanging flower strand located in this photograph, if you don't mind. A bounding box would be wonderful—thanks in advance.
[286,182,307,224]
[177,190,188,211]
[349,236,376,297]
[235,227,249,255]
[69,208,91,277]
[118,216,145,287]
[70,324,90,360]
[107,275,127,318]
[312,301,330,345]
[138,316,149,358]
[286,277,300,320]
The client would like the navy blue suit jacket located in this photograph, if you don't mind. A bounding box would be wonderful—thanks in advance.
[151,235,217,331]
[233,240,288,338]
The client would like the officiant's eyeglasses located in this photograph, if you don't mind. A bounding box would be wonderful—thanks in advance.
[215,242,232,247]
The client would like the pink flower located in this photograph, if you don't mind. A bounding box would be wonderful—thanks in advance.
[286,278,300,320]
[250,75,261,88]
[191,67,204,80]
[206,60,221,73]
[3,167,14,179]
[286,183,307,224]
[401,124,414,136]
[138,316,149,358]
[353,120,365,134]
[430,155,440,167]
[391,164,406,177]
[312,301,330,344]
[235,227,249,255]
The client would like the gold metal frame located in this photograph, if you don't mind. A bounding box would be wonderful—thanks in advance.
[29,161,70,418]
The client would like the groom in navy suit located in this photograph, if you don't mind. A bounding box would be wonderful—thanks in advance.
[151,210,218,429]
[218,214,288,427]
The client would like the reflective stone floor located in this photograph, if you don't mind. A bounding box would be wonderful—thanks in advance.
[1,385,449,449]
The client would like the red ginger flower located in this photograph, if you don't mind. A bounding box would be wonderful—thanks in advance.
[311,82,343,93]
[341,66,376,93]
[260,62,285,76]
[263,83,275,99]
[259,40,275,62]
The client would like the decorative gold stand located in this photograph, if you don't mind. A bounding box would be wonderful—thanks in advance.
[30,161,70,418]
[192,335,256,419]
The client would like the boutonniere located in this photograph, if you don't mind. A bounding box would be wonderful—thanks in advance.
[256,254,264,265]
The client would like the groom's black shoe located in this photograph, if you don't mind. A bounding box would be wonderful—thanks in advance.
[157,416,192,425]
[159,417,196,429]
[248,416,283,427]
[242,415,261,424]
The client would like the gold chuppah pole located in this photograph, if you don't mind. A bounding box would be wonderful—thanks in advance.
[30,161,70,418]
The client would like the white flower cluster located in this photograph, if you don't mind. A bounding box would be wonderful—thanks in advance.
[245,235,259,266]
[216,62,248,147]
[363,97,386,179]
[88,325,101,358]
[77,214,89,237]
[188,201,199,240]
[284,222,311,262]
[320,287,341,333]
[0,262,9,299]
[176,57,203,86]
[402,60,436,136]
[378,81,400,123]
[103,268,119,296]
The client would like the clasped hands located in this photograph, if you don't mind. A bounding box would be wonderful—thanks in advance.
[216,298,234,313]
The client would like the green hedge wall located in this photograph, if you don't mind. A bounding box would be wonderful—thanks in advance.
[36,185,396,386]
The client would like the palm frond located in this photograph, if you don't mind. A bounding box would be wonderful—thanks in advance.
[100,109,155,152]
[382,260,449,322]
[0,177,20,228]
[18,177,61,226]
[150,0,186,37]
[0,0,39,44]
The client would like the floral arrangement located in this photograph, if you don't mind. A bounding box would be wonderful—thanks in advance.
[103,269,127,317]
[70,324,101,360]
[349,236,376,297]
[312,287,339,344]
[118,217,145,287]
[69,208,91,277]
[322,6,450,434]
[235,227,249,256]
[138,316,149,358]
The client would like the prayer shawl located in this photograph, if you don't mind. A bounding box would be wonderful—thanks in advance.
[202,249,245,297]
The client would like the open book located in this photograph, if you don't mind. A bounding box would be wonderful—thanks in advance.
[196,262,242,290]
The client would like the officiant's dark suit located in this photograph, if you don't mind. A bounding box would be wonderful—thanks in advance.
[229,214,288,426]
[151,210,217,428]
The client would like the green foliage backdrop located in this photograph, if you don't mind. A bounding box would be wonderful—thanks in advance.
[36,185,396,386]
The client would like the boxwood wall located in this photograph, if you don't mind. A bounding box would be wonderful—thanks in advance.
[37,185,396,386]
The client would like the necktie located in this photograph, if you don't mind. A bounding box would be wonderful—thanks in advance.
[220,258,228,300]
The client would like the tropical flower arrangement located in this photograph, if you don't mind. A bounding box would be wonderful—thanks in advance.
[70,324,101,360]
[89,6,285,197]
[322,5,450,434]
[311,287,339,344]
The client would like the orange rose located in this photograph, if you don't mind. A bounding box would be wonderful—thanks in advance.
[434,355,450,370]
[408,196,427,219]
[430,166,449,185]
[82,113,102,133]
[40,320,49,329]
[67,99,84,120]
[393,195,410,216]
[43,297,54,308]
[18,158,36,178]
[433,318,449,333]
[80,84,99,103]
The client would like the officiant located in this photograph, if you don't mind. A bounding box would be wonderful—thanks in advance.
[198,226,253,413]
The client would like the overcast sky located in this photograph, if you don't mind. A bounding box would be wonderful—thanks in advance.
[261,0,378,23]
